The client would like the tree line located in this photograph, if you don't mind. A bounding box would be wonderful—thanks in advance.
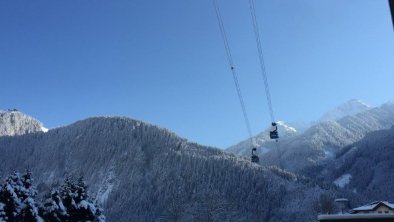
[0,170,105,222]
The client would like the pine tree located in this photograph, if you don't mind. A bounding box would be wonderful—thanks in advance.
[0,171,23,221]
[19,170,41,221]
[68,176,95,221]
[0,170,42,222]
[43,176,105,222]
[41,189,66,222]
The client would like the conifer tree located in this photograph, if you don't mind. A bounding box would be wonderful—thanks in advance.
[41,189,66,222]
[19,170,41,221]
[43,176,105,222]
[0,170,42,222]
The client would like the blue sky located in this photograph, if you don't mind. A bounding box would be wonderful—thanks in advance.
[1,0,393,148]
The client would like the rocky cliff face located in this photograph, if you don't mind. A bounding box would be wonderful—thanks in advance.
[0,109,46,136]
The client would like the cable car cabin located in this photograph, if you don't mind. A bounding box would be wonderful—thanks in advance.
[251,147,259,163]
[251,155,259,163]
[270,122,279,140]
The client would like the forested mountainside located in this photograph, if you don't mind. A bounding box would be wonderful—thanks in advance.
[226,99,372,159]
[320,126,394,202]
[262,102,394,175]
[258,101,394,175]
[0,110,46,136]
[0,116,356,221]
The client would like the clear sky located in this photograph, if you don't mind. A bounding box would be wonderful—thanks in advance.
[1,0,393,148]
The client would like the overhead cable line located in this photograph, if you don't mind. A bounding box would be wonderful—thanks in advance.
[212,0,256,147]
[248,0,276,123]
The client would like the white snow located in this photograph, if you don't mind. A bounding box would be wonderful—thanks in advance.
[334,174,352,188]
[41,126,49,133]
[227,120,299,157]
[0,111,44,136]
[99,183,113,204]
[277,121,297,133]
[78,200,96,211]
[352,201,394,211]
[324,150,334,158]
[96,167,116,204]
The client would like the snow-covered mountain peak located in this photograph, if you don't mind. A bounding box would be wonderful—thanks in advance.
[347,99,370,107]
[276,121,297,133]
[0,109,47,136]
[226,121,299,156]
[320,99,372,121]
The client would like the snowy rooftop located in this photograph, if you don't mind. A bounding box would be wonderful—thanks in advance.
[318,213,394,220]
[352,201,394,211]
[318,201,394,221]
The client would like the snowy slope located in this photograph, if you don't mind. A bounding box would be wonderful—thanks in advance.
[226,121,298,157]
[320,126,394,201]
[226,100,371,159]
[320,99,372,122]
[261,101,394,174]
[0,109,46,136]
[0,116,353,222]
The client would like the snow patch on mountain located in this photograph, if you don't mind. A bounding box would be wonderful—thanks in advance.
[277,121,297,133]
[96,165,116,205]
[334,174,352,188]
[287,121,311,133]
[324,150,334,159]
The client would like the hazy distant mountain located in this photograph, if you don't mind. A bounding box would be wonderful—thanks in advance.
[262,101,394,174]
[0,109,47,136]
[320,126,394,201]
[225,100,394,175]
[226,99,372,159]
[0,116,354,222]
[320,99,372,122]
[226,121,298,157]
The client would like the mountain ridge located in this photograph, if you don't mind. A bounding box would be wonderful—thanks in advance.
[227,121,299,157]
[320,99,372,122]
[0,115,349,221]
[225,100,394,175]
[261,101,394,174]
